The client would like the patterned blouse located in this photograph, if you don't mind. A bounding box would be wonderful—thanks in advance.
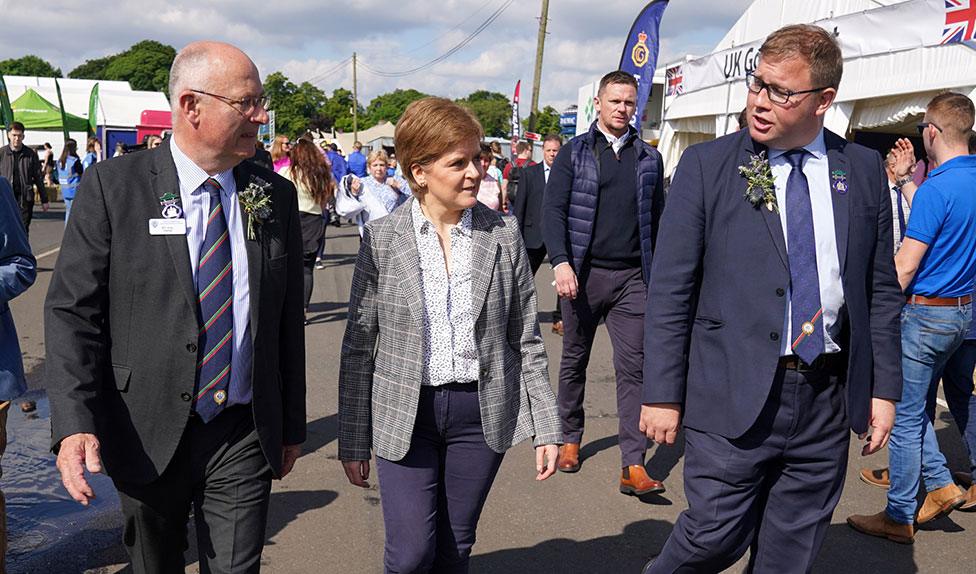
[411,200,480,386]
[361,175,409,215]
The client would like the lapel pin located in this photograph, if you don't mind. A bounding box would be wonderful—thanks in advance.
[159,192,184,219]
[831,170,848,195]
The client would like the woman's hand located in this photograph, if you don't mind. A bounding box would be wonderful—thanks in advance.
[350,177,362,197]
[387,178,400,190]
[535,444,559,481]
[342,460,371,487]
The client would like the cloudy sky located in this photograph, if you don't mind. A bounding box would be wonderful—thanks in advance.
[0,0,752,109]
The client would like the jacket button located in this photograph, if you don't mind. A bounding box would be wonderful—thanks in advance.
[186,343,197,353]
[776,288,785,297]
[181,392,192,402]
[770,332,780,341]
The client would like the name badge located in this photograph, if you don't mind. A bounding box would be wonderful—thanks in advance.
[149,218,187,235]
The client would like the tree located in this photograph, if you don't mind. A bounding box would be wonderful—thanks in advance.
[531,106,561,138]
[365,89,429,126]
[456,90,510,138]
[68,40,176,93]
[264,72,331,136]
[323,87,367,133]
[0,55,62,77]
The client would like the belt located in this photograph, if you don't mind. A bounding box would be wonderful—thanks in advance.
[778,353,845,373]
[906,294,972,306]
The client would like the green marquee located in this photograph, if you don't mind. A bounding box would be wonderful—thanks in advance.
[11,88,89,132]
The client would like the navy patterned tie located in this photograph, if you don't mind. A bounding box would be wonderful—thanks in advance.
[785,150,825,365]
[193,177,233,422]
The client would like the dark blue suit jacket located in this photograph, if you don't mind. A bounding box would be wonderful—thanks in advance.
[643,128,903,438]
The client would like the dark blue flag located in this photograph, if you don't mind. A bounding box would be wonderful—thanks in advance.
[618,0,668,132]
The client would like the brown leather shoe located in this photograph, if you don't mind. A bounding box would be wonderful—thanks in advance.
[960,484,976,511]
[557,443,580,473]
[847,511,914,544]
[916,483,966,524]
[858,467,890,489]
[552,321,564,336]
[620,465,666,496]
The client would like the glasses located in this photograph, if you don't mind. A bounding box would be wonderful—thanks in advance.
[916,121,943,136]
[745,72,830,105]
[189,89,269,116]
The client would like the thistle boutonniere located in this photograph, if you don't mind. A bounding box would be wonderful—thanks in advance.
[239,176,273,240]
[738,151,777,212]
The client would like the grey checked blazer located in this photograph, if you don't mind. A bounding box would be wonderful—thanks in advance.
[338,197,561,462]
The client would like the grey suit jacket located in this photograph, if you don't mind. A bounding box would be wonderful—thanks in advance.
[45,141,306,483]
[338,198,561,462]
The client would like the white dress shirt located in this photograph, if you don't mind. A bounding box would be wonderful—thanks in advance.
[412,200,480,386]
[596,124,633,155]
[544,163,551,183]
[769,129,845,356]
[170,138,253,404]
[888,181,911,254]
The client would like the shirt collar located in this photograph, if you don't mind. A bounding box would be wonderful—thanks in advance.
[929,154,976,177]
[596,123,633,148]
[170,137,236,194]
[411,199,473,238]
[768,128,827,161]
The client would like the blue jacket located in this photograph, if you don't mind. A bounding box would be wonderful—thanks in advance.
[643,129,903,437]
[347,150,367,177]
[327,150,348,182]
[0,176,36,399]
[58,155,82,200]
[542,120,665,283]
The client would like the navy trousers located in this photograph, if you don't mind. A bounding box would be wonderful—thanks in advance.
[376,383,504,574]
[558,265,646,467]
[649,364,849,573]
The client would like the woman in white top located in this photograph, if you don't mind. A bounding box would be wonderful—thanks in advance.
[279,139,334,323]
[335,149,411,235]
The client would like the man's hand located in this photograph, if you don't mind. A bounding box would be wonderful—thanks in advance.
[342,460,370,488]
[41,202,50,212]
[56,433,102,505]
[860,398,896,456]
[553,263,578,300]
[639,403,682,445]
[889,138,915,179]
[535,444,559,481]
[279,444,301,479]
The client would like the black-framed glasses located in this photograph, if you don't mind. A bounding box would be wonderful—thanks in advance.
[745,72,830,105]
[916,121,943,136]
[189,89,269,116]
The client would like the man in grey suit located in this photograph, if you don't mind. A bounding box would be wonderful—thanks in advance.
[45,42,305,574]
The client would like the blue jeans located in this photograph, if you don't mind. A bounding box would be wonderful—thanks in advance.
[887,302,972,524]
[64,197,73,226]
[942,340,976,475]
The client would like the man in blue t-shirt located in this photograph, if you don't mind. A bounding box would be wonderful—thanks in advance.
[850,93,976,543]
[346,141,367,177]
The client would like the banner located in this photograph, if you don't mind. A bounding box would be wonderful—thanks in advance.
[510,80,521,145]
[575,81,598,136]
[88,83,100,136]
[54,78,70,142]
[676,0,953,97]
[0,75,13,131]
[617,0,668,132]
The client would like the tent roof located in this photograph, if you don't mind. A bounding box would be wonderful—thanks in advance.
[11,88,89,131]
[3,76,170,128]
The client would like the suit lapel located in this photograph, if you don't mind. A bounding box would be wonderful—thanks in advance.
[469,206,499,320]
[825,133,851,274]
[742,136,789,271]
[233,161,264,342]
[390,200,426,329]
[149,142,198,317]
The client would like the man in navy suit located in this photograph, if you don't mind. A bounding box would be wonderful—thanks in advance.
[641,25,903,572]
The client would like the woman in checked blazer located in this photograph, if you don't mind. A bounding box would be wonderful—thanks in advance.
[338,97,561,573]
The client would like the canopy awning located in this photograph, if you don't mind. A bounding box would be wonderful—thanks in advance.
[11,88,89,132]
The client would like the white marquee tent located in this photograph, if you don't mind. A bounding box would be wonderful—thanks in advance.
[658,0,976,176]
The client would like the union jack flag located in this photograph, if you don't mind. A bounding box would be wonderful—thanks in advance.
[943,0,976,44]
[666,66,683,96]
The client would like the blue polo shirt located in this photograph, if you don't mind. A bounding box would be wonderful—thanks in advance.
[905,155,976,298]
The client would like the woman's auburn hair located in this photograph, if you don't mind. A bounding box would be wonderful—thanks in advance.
[394,97,484,192]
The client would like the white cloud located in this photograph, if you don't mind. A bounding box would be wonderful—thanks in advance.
[1,0,752,109]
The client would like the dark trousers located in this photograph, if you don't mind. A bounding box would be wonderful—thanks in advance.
[19,200,32,237]
[941,340,976,474]
[649,365,849,573]
[303,250,318,310]
[376,384,504,574]
[526,246,561,323]
[114,405,273,574]
[558,265,646,467]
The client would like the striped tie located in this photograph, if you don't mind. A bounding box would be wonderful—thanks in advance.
[193,177,233,422]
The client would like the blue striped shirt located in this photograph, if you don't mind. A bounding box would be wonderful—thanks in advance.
[170,139,253,406]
